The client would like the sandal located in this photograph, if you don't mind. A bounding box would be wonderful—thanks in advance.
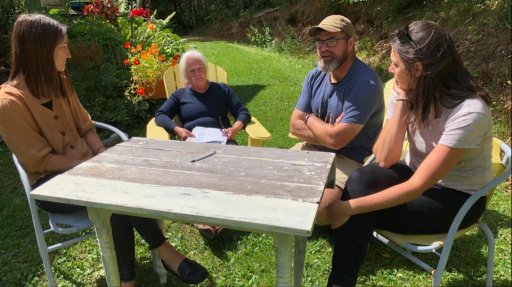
[193,224,223,239]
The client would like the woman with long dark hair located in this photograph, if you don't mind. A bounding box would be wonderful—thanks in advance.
[0,13,209,286]
[326,21,493,287]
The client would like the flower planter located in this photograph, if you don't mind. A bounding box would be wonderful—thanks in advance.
[143,78,167,100]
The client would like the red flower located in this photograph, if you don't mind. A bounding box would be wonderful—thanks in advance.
[84,4,91,15]
[130,8,150,18]
[124,41,131,49]
[136,87,145,96]
[133,58,140,65]
[170,53,180,67]
[123,59,130,65]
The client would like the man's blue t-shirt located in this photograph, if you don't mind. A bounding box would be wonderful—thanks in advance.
[296,58,384,163]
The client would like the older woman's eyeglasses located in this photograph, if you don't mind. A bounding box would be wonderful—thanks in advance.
[315,37,346,48]
[397,24,422,55]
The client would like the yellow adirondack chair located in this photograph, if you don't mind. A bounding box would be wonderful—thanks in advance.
[146,63,272,147]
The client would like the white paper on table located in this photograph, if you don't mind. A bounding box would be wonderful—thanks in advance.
[186,126,227,144]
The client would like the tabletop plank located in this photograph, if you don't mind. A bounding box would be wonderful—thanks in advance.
[31,175,319,235]
[121,137,334,165]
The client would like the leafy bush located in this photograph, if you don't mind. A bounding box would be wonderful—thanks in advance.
[247,24,275,49]
[83,0,120,26]
[0,0,24,66]
[62,17,143,131]
[273,25,314,58]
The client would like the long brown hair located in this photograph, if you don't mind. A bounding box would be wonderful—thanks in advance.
[9,13,72,99]
[390,21,490,127]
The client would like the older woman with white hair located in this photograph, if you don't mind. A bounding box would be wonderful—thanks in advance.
[155,50,251,143]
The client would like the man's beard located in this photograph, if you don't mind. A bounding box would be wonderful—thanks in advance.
[317,51,348,73]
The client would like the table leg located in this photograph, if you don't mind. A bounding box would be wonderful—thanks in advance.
[87,208,119,287]
[272,233,294,286]
[294,236,307,287]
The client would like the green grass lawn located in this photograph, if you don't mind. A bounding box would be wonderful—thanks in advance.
[0,40,510,286]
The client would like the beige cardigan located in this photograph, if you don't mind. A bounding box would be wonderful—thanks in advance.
[0,84,94,185]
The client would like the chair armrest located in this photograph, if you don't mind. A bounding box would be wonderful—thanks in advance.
[245,116,272,147]
[288,132,299,140]
[146,118,171,140]
[94,121,129,142]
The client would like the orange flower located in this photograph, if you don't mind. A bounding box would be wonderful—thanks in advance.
[148,23,155,31]
[136,86,145,96]
[140,51,150,60]
[130,47,137,54]
[136,44,142,51]
[158,54,166,62]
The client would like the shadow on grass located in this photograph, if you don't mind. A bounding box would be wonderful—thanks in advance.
[230,84,266,106]
[199,228,251,260]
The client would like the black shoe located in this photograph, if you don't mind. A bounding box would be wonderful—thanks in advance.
[161,258,209,284]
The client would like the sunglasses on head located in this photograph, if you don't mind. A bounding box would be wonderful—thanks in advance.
[397,24,423,56]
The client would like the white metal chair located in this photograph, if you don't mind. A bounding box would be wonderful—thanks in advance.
[12,122,167,286]
[373,138,511,287]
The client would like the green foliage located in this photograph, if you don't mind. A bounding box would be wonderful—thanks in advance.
[246,24,275,50]
[65,16,126,67]
[273,25,315,58]
[150,0,291,34]
[0,0,25,66]
[62,16,144,130]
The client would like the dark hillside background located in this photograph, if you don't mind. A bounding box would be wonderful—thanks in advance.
[153,0,511,142]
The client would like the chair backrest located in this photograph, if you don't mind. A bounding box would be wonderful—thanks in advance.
[12,153,38,215]
[162,62,228,98]
[485,138,511,206]
[12,153,93,233]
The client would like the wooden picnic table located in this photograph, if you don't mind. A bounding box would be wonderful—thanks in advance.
[31,137,335,286]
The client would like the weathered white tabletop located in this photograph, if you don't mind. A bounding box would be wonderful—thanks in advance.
[31,137,335,286]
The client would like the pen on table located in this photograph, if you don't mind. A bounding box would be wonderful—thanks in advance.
[190,150,216,163]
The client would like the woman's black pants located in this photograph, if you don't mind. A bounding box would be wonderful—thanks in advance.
[327,163,486,287]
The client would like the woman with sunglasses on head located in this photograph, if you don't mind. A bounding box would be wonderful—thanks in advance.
[0,13,209,286]
[325,21,492,287]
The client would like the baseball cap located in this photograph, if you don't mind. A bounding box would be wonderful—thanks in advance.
[308,15,355,38]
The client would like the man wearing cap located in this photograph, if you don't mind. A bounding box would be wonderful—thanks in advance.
[289,15,384,226]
